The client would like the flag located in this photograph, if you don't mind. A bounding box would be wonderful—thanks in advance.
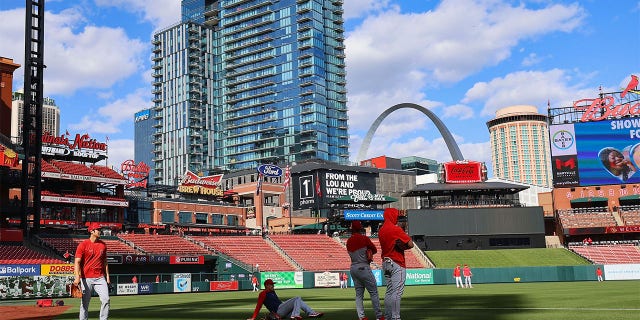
[283,165,290,191]
[256,173,263,195]
[106,135,110,142]
[315,172,322,197]
[65,130,69,136]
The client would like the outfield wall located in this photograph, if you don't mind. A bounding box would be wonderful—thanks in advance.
[1,264,639,299]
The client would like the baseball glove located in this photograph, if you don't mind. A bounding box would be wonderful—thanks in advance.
[70,284,83,298]
[366,248,374,263]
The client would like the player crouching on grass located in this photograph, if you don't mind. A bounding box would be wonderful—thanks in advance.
[247,279,324,320]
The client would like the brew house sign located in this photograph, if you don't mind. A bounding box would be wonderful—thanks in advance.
[41,132,107,161]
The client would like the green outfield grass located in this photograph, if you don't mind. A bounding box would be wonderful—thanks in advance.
[7,280,638,320]
[426,248,591,268]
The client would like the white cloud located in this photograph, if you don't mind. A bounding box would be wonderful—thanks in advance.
[442,104,474,120]
[462,69,594,117]
[0,7,147,96]
[96,138,135,172]
[69,88,151,134]
[95,0,181,30]
[345,0,586,161]
[343,0,394,20]
[521,53,543,66]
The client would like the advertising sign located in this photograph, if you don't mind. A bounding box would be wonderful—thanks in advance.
[604,264,640,280]
[138,283,153,294]
[170,256,204,264]
[549,76,640,187]
[41,132,108,162]
[343,210,384,221]
[173,273,192,293]
[293,171,377,210]
[121,160,150,189]
[0,144,19,168]
[257,164,283,177]
[349,269,382,287]
[405,269,434,285]
[0,265,40,277]
[117,283,139,295]
[259,271,303,289]
[209,281,239,291]
[443,161,483,184]
[178,170,224,196]
[41,264,74,276]
[313,271,340,287]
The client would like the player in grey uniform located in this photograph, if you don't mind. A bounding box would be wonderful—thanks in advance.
[346,221,384,320]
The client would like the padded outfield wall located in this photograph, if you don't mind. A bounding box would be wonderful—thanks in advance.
[407,207,546,250]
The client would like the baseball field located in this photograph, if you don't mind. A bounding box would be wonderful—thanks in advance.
[1,280,638,320]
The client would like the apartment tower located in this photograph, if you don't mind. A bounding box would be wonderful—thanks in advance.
[151,0,348,185]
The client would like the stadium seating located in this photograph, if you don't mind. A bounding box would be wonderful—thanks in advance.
[558,210,618,228]
[90,165,126,180]
[40,237,140,255]
[569,244,640,264]
[51,160,103,177]
[619,209,640,226]
[41,159,61,173]
[191,235,295,271]
[118,234,210,255]
[0,244,64,264]
[269,234,352,271]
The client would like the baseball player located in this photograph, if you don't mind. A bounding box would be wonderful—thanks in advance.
[74,222,111,320]
[453,264,463,288]
[463,264,473,288]
[379,208,413,320]
[247,279,323,320]
[346,221,384,320]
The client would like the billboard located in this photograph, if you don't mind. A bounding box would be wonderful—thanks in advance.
[292,171,377,210]
[550,120,640,186]
[550,75,640,187]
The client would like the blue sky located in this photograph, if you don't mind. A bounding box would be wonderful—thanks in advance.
[1,0,638,177]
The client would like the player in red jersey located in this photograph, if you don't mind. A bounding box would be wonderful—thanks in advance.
[379,208,413,320]
[74,222,111,320]
[347,221,384,320]
[248,279,323,320]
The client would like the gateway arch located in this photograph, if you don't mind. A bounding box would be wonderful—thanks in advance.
[357,103,464,162]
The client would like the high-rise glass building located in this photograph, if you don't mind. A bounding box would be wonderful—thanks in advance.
[134,108,156,180]
[486,105,552,187]
[151,0,349,185]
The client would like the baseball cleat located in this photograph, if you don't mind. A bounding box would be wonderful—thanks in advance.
[308,312,324,318]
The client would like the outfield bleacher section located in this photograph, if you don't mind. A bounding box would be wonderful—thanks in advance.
[569,243,640,264]
[0,244,64,264]
[190,235,295,271]
[40,236,140,255]
[270,234,352,271]
[117,234,210,255]
[558,208,618,228]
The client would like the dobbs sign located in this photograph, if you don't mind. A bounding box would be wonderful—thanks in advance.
[41,264,75,276]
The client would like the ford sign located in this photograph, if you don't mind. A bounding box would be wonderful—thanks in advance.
[257,164,283,177]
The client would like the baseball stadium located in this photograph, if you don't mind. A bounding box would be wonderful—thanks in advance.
[2,79,640,319]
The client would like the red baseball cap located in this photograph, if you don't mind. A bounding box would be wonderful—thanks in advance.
[264,279,275,286]
[351,221,363,231]
[88,222,101,232]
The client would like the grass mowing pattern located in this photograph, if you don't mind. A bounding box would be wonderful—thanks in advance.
[426,248,591,268]
[37,280,640,320]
